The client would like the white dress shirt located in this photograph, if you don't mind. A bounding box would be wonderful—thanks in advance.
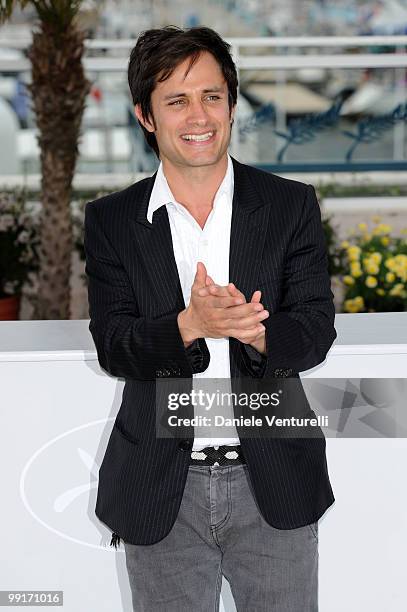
[147,153,240,451]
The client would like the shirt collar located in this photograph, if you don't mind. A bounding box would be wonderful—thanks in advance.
[147,152,234,224]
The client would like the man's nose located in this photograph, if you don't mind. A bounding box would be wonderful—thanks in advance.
[186,99,209,124]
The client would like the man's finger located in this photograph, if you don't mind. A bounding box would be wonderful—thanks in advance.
[227,282,246,300]
[228,325,265,341]
[211,296,247,309]
[198,289,245,308]
[229,310,269,329]
[198,286,211,297]
[209,283,246,301]
[209,285,245,305]
[219,302,265,318]
[198,284,222,297]
[251,290,262,303]
[231,324,266,343]
[197,282,246,305]
[201,284,229,297]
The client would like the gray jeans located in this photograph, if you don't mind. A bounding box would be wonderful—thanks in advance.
[124,463,318,612]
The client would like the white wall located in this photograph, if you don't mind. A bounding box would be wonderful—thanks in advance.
[0,314,406,611]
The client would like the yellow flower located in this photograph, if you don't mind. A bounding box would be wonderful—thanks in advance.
[381,223,392,234]
[358,222,368,231]
[380,236,390,246]
[343,275,355,285]
[372,223,392,236]
[365,262,379,275]
[389,256,407,281]
[361,233,371,243]
[372,215,382,224]
[395,269,407,282]
[376,288,385,296]
[400,228,407,235]
[370,252,382,264]
[348,246,361,261]
[389,283,406,297]
[344,299,358,313]
[366,276,378,288]
[344,296,365,313]
[384,258,396,271]
[386,272,396,283]
[350,261,363,277]
[340,240,350,249]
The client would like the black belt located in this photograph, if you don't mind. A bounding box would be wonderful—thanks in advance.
[190,444,245,466]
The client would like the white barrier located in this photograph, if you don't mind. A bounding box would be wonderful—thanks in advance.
[0,313,406,611]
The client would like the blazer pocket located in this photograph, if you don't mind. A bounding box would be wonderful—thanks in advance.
[113,420,140,445]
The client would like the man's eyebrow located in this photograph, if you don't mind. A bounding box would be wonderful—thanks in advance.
[163,86,224,101]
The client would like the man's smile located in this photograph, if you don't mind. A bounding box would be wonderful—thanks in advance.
[180,131,216,145]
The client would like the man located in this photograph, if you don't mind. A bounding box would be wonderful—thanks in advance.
[84,25,337,612]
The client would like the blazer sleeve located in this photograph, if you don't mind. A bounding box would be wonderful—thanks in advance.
[240,343,267,377]
[84,201,210,380]
[241,183,337,377]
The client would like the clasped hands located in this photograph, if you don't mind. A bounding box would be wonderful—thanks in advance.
[177,262,268,355]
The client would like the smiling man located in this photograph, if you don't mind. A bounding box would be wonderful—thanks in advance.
[84,25,337,612]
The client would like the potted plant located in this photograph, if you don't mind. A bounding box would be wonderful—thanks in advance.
[0,190,40,320]
[338,217,407,313]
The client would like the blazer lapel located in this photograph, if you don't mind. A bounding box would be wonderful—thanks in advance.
[229,157,270,300]
[130,172,185,314]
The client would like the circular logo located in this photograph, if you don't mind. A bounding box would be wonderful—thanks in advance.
[20,418,122,551]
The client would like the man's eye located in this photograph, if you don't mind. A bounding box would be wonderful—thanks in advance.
[169,96,220,106]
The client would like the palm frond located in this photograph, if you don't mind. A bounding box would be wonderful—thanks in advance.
[31,0,83,30]
[0,0,28,23]
[1,1,83,28]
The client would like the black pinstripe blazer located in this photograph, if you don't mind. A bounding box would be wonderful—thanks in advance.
[84,155,337,546]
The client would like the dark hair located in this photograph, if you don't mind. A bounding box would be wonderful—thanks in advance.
[128,25,238,158]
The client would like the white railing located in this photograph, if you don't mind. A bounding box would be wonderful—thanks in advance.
[1,35,406,71]
[0,36,406,173]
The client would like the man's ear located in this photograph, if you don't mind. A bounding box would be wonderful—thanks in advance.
[134,103,155,133]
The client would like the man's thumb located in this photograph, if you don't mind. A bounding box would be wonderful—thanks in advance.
[194,261,207,284]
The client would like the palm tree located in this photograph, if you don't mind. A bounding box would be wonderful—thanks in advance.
[1,1,91,319]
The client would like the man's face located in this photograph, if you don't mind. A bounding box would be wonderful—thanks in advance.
[135,50,235,168]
